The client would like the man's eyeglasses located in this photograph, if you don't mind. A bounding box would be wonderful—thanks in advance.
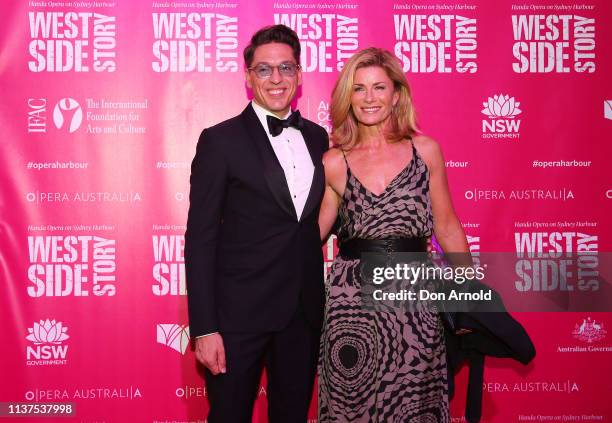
[248,62,301,79]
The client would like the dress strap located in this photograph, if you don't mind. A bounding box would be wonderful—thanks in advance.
[408,137,419,161]
[341,149,351,175]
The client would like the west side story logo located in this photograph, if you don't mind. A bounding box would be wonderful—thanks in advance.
[27,235,117,297]
[152,13,238,72]
[274,14,359,72]
[512,15,595,73]
[514,232,599,292]
[28,12,116,72]
[394,14,477,73]
[26,319,70,365]
[152,235,186,296]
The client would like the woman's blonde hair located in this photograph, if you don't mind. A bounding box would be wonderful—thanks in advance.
[330,47,418,149]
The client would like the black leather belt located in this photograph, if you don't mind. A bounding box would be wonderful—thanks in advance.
[339,237,428,259]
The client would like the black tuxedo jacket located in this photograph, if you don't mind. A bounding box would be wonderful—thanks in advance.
[185,104,329,337]
[444,282,536,423]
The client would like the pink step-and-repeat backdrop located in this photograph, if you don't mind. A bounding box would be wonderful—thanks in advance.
[1,0,611,421]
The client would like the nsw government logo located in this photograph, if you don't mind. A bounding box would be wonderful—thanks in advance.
[481,94,521,140]
[53,98,83,133]
[572,317,607,343]
[26,319,70,366]
[157,324,190,354]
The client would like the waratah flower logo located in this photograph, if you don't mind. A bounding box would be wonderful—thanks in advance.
[26,319,70,345]
[481,94,522,118]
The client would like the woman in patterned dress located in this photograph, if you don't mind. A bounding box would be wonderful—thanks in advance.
[318,48,472,422]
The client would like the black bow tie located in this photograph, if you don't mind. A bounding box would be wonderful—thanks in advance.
[266,111,304,137]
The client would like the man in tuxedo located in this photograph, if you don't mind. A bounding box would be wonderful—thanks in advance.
[185,25,328,423]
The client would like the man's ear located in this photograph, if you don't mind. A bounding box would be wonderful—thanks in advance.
[245,69,252,89]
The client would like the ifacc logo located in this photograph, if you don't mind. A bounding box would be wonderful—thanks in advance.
[53,98,83,133]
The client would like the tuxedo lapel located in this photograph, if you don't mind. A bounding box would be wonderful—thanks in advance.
[241,104,298,220]
[299,123,325,222]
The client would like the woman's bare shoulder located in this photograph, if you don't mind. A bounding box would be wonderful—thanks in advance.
[323,147,346,169]
[411,135,444,166]
[322,147,348,189]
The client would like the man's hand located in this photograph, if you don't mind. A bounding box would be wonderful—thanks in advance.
[195,333,226,375]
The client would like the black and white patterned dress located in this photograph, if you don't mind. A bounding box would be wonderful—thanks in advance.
[319,141,449,423]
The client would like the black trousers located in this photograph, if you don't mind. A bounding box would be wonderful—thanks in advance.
[204,309,320,423]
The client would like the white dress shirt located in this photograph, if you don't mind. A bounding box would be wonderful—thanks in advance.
[251,100,314,220]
